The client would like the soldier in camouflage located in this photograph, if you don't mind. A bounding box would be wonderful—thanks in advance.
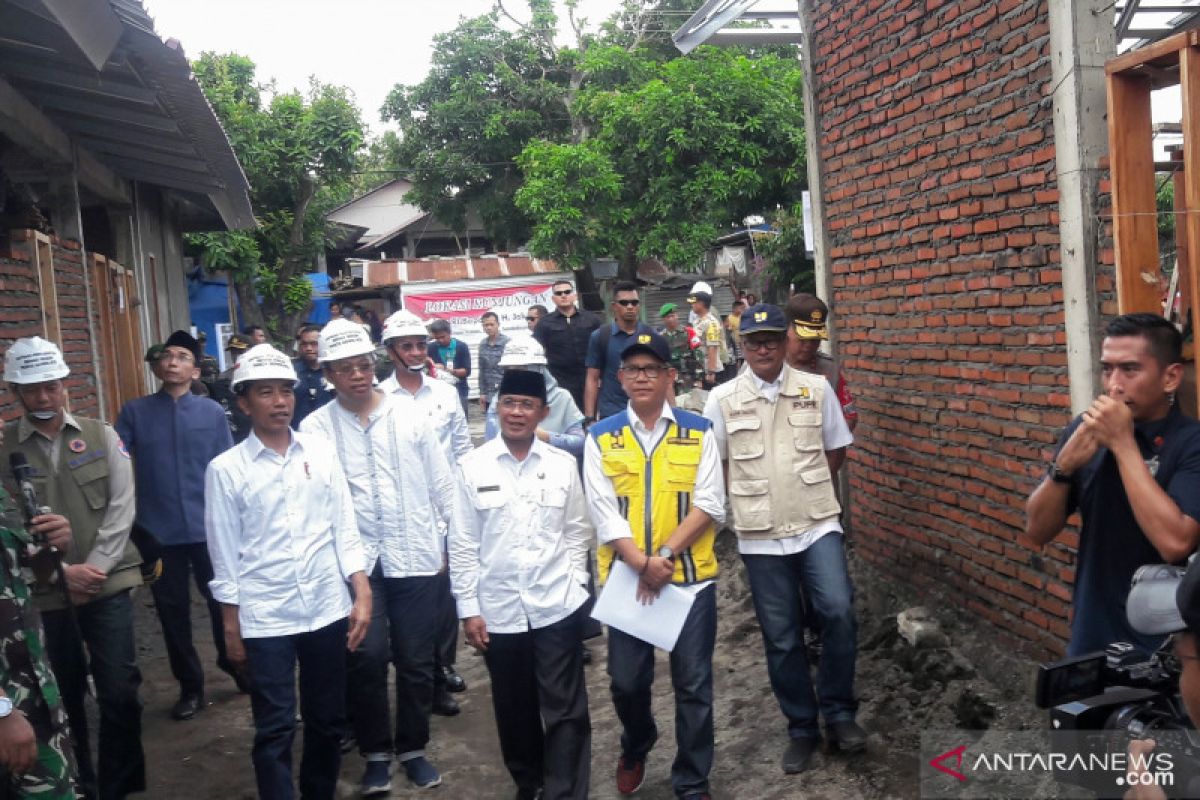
[0,488,77,800]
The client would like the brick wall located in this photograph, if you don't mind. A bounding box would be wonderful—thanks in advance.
[0,230,101,422]
[812,0,1089,655]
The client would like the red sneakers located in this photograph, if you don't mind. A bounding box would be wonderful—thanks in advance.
[616,756,646,794]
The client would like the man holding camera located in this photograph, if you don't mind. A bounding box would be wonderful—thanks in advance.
[1025,313,1200,657]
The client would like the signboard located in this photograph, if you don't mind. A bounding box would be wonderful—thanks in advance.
[402,278,557,399]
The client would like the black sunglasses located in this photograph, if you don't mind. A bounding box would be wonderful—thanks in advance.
[615,299,640,307]
[553,289,574,296]
[525,316,538,322]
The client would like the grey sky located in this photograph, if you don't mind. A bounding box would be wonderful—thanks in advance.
[143,0,630,132]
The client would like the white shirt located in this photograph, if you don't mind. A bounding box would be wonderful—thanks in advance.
[204,431,365,638]
[702,369,853,556]
[380,372,472,464]
[451,437,593,633]
[583,402,726,547]
[299,392,457,578]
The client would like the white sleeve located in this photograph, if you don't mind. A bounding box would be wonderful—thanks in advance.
[583,434,635,545]
[701,389,728,461]
[450,398,472,461]
[204,461,241,606]
[563,465,594,578]
[422,425,459,532]
[821,378,853,451]
[448,464,481,619]
[692,427,727,525]
[328,456,366,580]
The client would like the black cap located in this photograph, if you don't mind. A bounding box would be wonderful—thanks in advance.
[620,331,671,364]
[498,369,547,403]
[739,304,788,335]
[164,330,201,361]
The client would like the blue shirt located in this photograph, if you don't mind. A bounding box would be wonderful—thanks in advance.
[585,321,654,419]
[292,358,333,428]
[431,338,472,402]
[1058,405,1200,656]
[116,389,234,546]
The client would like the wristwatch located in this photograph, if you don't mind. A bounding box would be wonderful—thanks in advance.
[0,696,15,718]
[1048,462,1073,484]
[657,545,675,561]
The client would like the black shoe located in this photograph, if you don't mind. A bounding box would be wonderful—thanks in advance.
[439,665,466,693]
[432,686,460,717]
[171,693,203,721]
[825,719,868,754]
[782,737,820,774]
[581,644,592,665]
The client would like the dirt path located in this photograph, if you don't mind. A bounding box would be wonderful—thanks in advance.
[128,527,1047,800]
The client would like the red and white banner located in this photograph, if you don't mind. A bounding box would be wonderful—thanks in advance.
[402,281,555,334]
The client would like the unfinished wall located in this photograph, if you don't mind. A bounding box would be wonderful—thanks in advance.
[810,0,1100,654]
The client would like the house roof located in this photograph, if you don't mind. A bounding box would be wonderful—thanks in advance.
[0,0,254,230]
[363,255,560,287]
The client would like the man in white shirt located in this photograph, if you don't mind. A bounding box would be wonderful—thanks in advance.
[379,310,471,710]
[204,344,371,800]
[583,332,726,800]
[299,319,458,794]
[702,304,863,775]
[452,369,593,800]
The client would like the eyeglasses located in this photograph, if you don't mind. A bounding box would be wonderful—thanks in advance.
[615,299,640,307]
[328,360,375,377]
[553,289,574,296]
[499,396,541,411]
[619,364,665,379]
[525,316,538,322]
[393,341,427,353]
[157,352,195,364]
[742,337,783,353]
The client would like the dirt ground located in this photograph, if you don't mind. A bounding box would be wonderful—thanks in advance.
[124,526,1050,800]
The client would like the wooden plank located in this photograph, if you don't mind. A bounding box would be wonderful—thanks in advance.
[1108,70,1162,314]
[32,233,63,348]
[1180,45,1200,418]
[89,253,120,420]
[1106,29,1200,75]
[120,264,145,401]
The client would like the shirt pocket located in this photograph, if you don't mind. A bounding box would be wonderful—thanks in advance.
[788,411,824,455]
[600,452,642,496]
[729,478,772,532]
[797,464,840,517]
[727,415,764,461]
[663,445,701,490]
[71,459,110,511]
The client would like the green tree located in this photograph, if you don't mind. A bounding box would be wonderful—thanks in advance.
[188,53,364,339]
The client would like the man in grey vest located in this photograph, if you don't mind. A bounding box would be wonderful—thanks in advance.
[1,337,145,800]
[702,305,864,775]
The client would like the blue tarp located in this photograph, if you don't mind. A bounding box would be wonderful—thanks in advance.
[187,272,332,355]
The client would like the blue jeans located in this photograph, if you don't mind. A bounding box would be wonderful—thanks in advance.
[607,584,716,798]
[348,569,438,758]
[243,619,348,800]
[41,589,144,800]
[741,532,859,740]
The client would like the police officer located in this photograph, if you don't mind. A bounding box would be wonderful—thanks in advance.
[210,334,253,443]
[1,337,145,800]
[0,486,77,800]
[292,324,332,427]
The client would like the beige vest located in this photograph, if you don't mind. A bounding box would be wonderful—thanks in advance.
[714,366,841,539]
[0,417,141,610]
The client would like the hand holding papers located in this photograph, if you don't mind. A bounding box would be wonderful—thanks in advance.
[591,560,697,652]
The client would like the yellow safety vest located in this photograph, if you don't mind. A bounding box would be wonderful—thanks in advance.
[591,409,718,585]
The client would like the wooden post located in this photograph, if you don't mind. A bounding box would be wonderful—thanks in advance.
[1181,46,1200,418]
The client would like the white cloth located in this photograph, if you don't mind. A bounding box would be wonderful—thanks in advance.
[379,372,472,463]
[204,431,365,638]
[582,402,726,547]
[702,370,853,556]
[299,391,457,577]
[451,437,593,633]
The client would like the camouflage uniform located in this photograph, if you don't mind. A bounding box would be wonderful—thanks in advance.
[0,492,76,800]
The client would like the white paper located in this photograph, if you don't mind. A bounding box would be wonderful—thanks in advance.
[591,560,697,652]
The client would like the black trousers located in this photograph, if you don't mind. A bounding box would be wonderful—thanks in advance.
[433,570,458,672]
[483,607,590,800]
[150,542,229,696]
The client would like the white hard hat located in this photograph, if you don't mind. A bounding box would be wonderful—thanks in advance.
[498,337,547,367]
[688,281,713,297]
[381,309,428,343]
[4,336,69,384]
[231,344,297,391]
[318,318,375,363]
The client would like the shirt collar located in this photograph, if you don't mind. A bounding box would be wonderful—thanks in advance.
[751,370,785,395]
[625,401,676,433]
[245,430,300,461]
[16,412,81,443]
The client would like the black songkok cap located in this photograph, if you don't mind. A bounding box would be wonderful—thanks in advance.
[498,369,547,403]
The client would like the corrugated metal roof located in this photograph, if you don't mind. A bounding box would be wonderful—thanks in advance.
[364,255,560,287]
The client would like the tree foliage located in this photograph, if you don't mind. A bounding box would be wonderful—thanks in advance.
[188,52,364,339]
[382,1,806,279]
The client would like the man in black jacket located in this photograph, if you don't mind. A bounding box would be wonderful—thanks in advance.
[533,279,601,410]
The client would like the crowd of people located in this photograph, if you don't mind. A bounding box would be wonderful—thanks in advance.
[2,277,1198,800]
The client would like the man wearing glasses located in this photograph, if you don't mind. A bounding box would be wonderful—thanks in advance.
[583,331,725,800]
[526,305,548,332]
[702,305,863,775]
[299,319,459,794]
[584,281,654,424]
[534,280,602,410]
[118,330,239,723]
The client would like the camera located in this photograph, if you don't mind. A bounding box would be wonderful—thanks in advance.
[1036,642,1200,794]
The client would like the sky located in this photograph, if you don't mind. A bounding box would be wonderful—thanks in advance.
[143,0,642,133]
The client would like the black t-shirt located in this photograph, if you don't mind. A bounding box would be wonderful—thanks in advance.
[1057,405,1200,656]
